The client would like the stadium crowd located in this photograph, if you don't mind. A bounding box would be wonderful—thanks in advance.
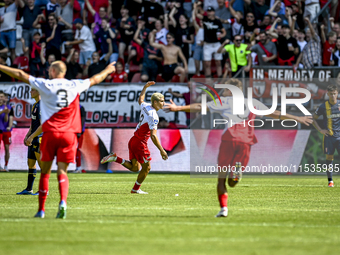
[0,0,340,83]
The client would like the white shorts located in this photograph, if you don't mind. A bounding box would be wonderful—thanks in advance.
[303,3,320,21]
[203,42,223,61]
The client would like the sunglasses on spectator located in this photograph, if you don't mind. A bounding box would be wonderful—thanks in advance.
[235,39,242,42]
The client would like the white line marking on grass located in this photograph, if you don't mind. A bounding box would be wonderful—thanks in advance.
[1,218,340,229]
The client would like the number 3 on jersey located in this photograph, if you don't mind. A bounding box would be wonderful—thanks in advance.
[56,89,69,108]
[137,114,144,129]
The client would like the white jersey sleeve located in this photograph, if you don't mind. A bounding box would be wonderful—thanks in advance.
[141,102,159,130]
[71,79,91,93]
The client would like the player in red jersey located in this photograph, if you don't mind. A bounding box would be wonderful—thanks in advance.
[164,78,313,217]
[0,61,116,219]
[100,81,168,194]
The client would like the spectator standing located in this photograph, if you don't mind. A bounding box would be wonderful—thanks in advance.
[150,31,187,82]
[83,0,109,25]
[84,0,111,35]
[65,18,96,68]
[141,0,164,30]
[0,0,25,63]
[169,10,194,62]
[87,40,112,77]
[202,6,226,78]
[155,16,169,45]
[93,18,118,63]
[65,48,83,79]
[56,0,75,48]
[21,32,44,77]
[40,42,56,78]
[133,21,163,82]
[117,6,136,62]
[294,17,321,69]
[250,31,277,66]
[330,37,340,67]
[21,0,43,49]
[297,29,307,52]
[248,0,269,25]
[276,22,299,65]
[217,35,252,77]
[192,3,204,76]
[215,0,232,39]
[320,25,337,66]
[43,13,63,60]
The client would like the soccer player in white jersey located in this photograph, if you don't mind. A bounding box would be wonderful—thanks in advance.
[164,78,313,217]
[101,81,168,194]
[0,61,116,219]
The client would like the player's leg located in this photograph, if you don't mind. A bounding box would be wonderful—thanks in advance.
[228,143,251,187]
[17,145,37,195]
[174,66,186,83]
[131,161,151,194]
[56,162,69,219]
[4,144,10,172]
[216,169,229,217]
[75,134,84,173]
[34,133,56,218]
[324,136,335,187]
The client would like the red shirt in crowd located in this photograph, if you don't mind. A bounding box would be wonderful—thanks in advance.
[323,41,335,66]
[110,71,128,83]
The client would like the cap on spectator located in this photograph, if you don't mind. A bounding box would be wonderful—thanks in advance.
[137,15,146,21]
[207,6,215,12]
[282,24,290,29]
[73,18,83,25]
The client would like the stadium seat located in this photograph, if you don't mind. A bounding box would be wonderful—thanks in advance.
[131,72,141,83]
[118,57,125,66]
[156,74,165,82]
[171,75,187,83]
[128,61,140,73]
[188,57,196,74]
[13,56,29,73]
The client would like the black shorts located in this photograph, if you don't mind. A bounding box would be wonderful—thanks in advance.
[141,63,158,81]
[27,137,41,160]
[323,135,340,155]
[162,64,178,82]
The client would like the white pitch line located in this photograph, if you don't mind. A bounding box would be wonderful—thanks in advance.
[0,218,339,229]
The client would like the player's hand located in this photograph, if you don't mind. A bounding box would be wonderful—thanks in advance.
[6,127,10,131]
[145,81,155,88]
[163,99,178,112]
[23,136,28,146]
[105,61,116,74]
[25,136,33,146]
[244,66,250,72]
[298,116,313,126]
[320,129,331,136]
[3,107,10,114]
[276,17,282,23]
[160,150,168,160]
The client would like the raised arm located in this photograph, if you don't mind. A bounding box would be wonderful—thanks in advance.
[33,14,45,29]
[169,7,177,28]
[84,0,96,17]
[217,39,230,53]
[0,64,30,84]
[58,16,72,30]
[290,15,296,36]
[164,13,169,31]
[229,0,242,23]
[15,0,25,8]
[103,38,113,62]
[66,48,75,63]
[46,24,57,43]
[164,99,205,113]
[268,0,280,17]
[320,24,326,44]
[138,81,156,105]
[133,23,143,45]
[268,17,281,34]
[305,17,317,39]
[89,62,116,87]
[192,3,199,33]
[40,43,46,65]
[149,30,165,49]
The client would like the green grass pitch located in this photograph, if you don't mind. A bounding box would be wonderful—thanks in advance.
[0,173,339,255]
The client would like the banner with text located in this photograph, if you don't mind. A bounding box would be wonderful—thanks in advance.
[0,83,189,128]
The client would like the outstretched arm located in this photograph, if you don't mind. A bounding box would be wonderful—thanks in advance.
[138,81,156,105]
[89,62,116,87]
[163,99,206,113]
[0,64,30,84]
[266,110,313,126]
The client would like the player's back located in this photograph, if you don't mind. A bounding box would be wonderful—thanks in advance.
[134,102,159,143]
[29,76,90,133]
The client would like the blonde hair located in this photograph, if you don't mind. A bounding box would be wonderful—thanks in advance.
[151,92,164,105]
[51,61,67,76]
[225,78,243,90]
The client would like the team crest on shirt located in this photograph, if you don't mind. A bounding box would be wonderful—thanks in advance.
[34,108,37,113]
[154,119,159,125]
[253,81,266,97]
[240,50,243,54]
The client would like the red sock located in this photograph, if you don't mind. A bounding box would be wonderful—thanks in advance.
[132,181,141,191]
[116,156,124,164]
[58,174,69,203]
[38,173,50,211]
[218,193,228,208]
[5,160,8,166]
